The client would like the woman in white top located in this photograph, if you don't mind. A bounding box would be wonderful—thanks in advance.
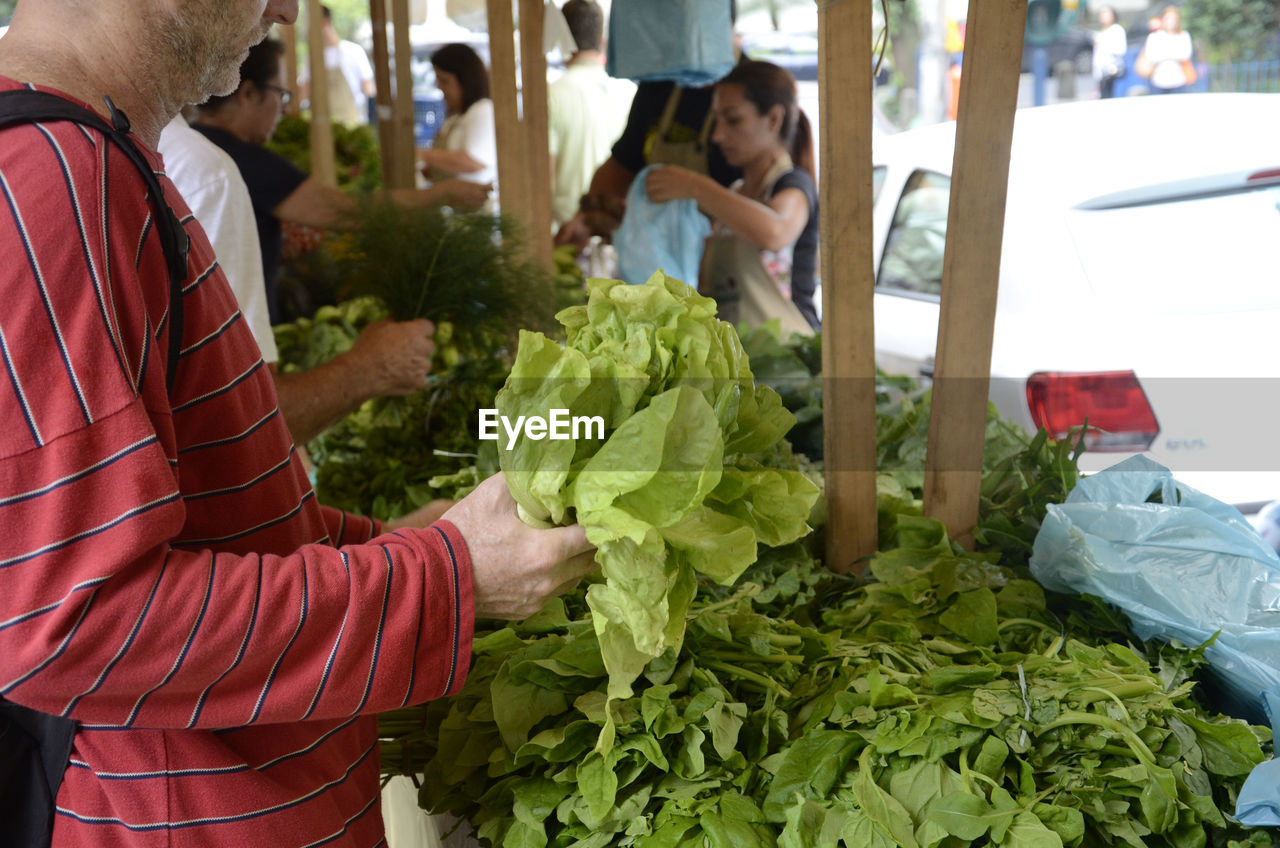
[416,43,497,187]
[1092,6,1127,99]
[1142,5,1195,94]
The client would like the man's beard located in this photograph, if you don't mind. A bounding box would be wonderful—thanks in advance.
[152,3,271,103]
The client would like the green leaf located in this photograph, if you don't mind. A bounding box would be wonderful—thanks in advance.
[938,588,999,646]
[838,808,904,848]
[1002,811,1064,848]
[927,792,1001,841]
[762,730,863,822]
[973,735,1009,781]
[851,748,920,848]
[491,657,570,753]
[1031,803,1085,847]
[1179,713,1267,777]
[1138,763,1179,834]
[578,752,618,822]
[778,800,847,848]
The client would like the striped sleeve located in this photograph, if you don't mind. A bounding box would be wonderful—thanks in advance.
[321,504,378,546]
[0,108,475,733]
[0,402,475,731]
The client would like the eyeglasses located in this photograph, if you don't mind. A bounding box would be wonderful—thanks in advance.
[263,84,293,106]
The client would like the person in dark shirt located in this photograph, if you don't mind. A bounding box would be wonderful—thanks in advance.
[646,60,820,331]
[194,38,488,321]
[555,77,744,248]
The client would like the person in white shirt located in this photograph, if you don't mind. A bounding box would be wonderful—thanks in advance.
[415,43,497,188]
[1142,5,1195,94]
[1091,5,1128,99]
[298,4,376,125]
[547,0,636,227]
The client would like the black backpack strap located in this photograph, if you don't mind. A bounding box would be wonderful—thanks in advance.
[0,89,190,393]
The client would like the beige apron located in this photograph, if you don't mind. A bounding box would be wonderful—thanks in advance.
[325,63,361,126]
[646,88,714,174]
[702,155,814,336]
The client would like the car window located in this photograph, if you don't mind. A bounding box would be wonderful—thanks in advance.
[878,170,951,297]
[873,166,886,204]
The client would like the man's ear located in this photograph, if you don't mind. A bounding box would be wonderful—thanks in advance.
[237,81,261,105]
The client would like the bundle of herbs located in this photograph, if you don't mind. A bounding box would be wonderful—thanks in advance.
[272,200,555,520]
[334,197,556,335]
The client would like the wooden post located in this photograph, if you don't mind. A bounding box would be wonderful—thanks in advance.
[819,0,878,574]
[518,0,553,269]
[370,0,397,188]
[306,0,338,187]
[486,0,527,225]
[922,0,1027,545]
[280,23,301,116]
[391,0,417,189]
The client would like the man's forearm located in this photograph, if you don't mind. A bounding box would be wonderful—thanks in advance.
[271,356,373,446]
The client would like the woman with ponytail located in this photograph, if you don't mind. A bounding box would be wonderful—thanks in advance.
[646,59,820,332]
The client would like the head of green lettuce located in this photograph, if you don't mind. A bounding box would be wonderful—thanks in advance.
[494,272,820,748]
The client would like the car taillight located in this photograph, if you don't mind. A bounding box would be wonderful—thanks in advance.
[1025,370,1159,452]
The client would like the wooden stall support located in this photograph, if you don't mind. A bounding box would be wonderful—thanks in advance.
[370,0,398,188]
[280,23,301,116]
[819,0,878,574]
[922,0,1027,545]
[391,0,418,189]
[517,0,553,269]
[306,0,338,187]
[486,2,529,223]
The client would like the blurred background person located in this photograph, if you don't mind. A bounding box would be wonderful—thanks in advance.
[1092,5,1127,99]
[547,0,636,229]
[554,7,744,250]
[193,38,487,324]
[415,43,497,189]
[298,4,375,126]
[645,60,819,333]
[1142,5,1195,94]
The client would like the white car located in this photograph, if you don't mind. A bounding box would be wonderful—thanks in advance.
[870,93,1280,512]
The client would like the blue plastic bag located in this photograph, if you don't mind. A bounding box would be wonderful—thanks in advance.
[613,165,710,288]
[606,0,736,87]
[1030,455,1280,826]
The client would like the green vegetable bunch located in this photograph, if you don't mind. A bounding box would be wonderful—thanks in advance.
[553,243,588,313]
[335,198,555,338]
[396,501,1273,848]
[265,114,382,194]
[493,272,820,743]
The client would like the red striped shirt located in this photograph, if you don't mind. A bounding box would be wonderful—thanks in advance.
[0,79,475,847]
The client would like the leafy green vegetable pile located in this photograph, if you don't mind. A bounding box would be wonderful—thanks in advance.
[265,114,382,194]
[373,285,1275,848]
[493,273,820,741]
[554,244,589,313]
[392,499,1273,848]
[275,296,510,519]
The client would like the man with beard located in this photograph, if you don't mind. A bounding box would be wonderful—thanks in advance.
[0,3,595,847]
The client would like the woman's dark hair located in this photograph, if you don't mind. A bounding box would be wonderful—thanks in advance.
[717,60,814,177]
[200,38,284,112]
[430,43,491,113]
